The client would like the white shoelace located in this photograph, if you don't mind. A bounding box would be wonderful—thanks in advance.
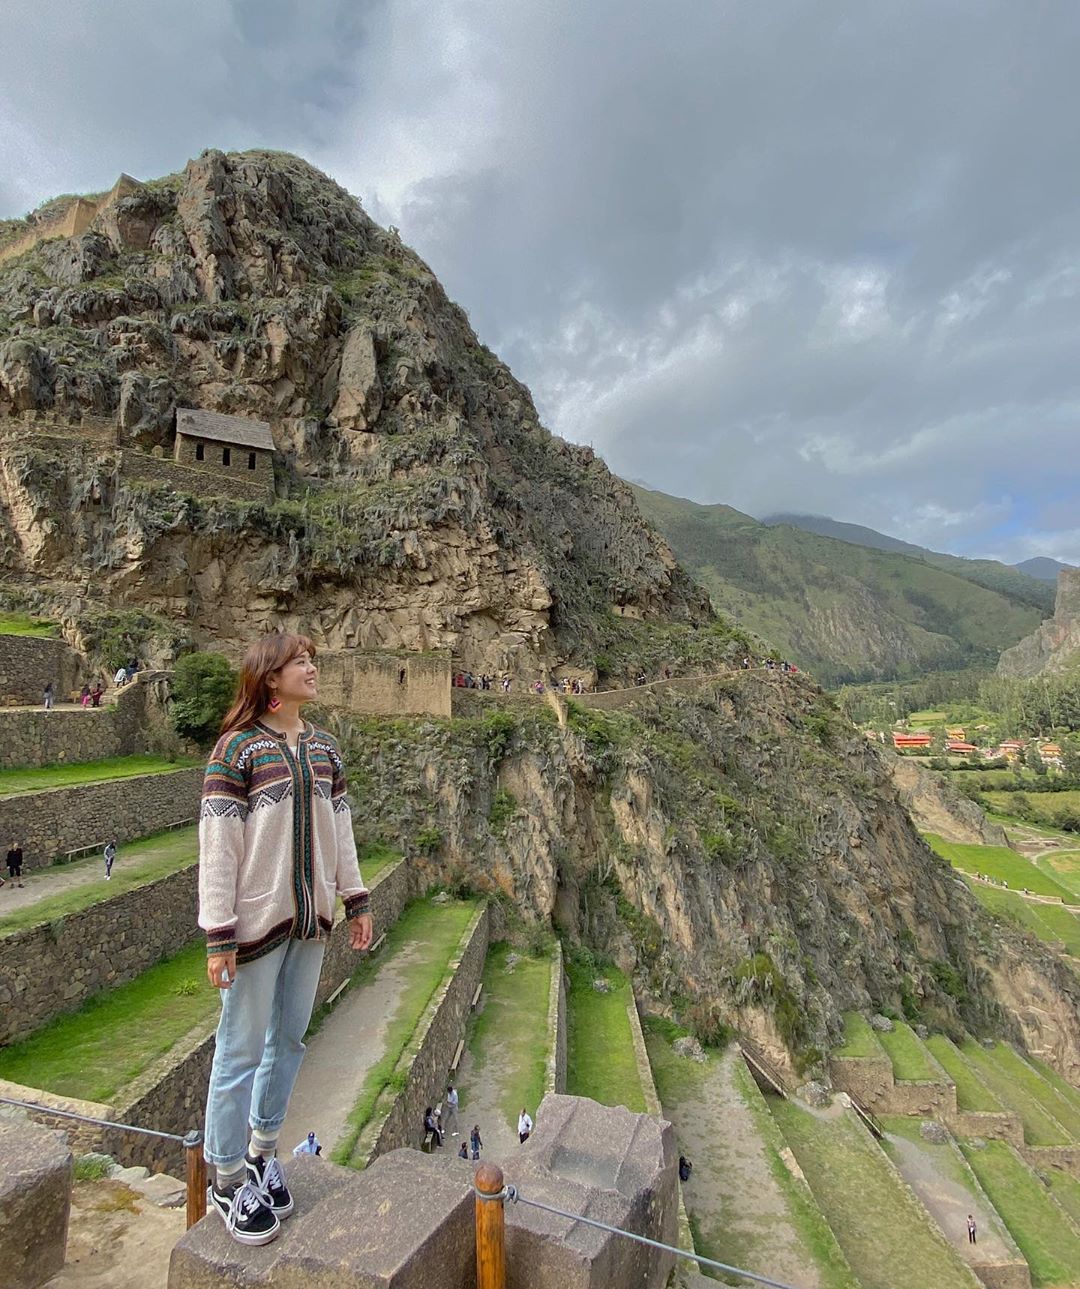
[226,1181,270,1233]
[260,1156,287,1196]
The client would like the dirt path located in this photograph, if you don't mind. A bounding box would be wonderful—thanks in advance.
[0,852,115,912]
[280,941,424,1157]
[656,1045,823,1289]
[886,1132,1016,1272]
[453,1009,527,1163]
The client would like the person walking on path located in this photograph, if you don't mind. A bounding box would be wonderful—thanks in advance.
[43,682,54,711]
[967,1215,977,1245]
[445,1083,460,1136]
[103,838,117,881]
[470,1125,483,1161]
[79,684,91,708]
[199,632,373,1247]
[518,1108,532,1144]
[91,682,104,708]
[424,1107,444,1148]
[292,1132,321,1158]
[6,842,24,888]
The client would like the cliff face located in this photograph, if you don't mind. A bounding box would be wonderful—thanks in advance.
[330,674,1080,1080]
[998,568,1080,678]
[0,150,706,673]
[888,755,1008,846]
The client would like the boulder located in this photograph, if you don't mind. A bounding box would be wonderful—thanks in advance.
[672,1036,707,1063]
[914,1024,930,1040]
[870,1014,894,1033]
[919,1120,949,1144]
[0,1117,73,1289]
[332,324,382,430]
[798,1081,832,1108]
[591,979,612,994]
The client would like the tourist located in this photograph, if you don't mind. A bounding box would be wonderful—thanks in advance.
[458,1140,468,1160]
[424,1107,444,1148]
[103,838,117,881]
[292,1131,321,1157]
[445,1083,459,1136]
[501,676,511,694]
[90,682,104,708]
[43,682,54,710]
[470,1124,483,1160]
[125,657,140,684]
[6,841,24,889]
[967,1215,977,1245]
[678,1155,692,1183]
[113,664,127,688]
[518,1108,533,1144]
[79,684,91,708]
[199,632,373,1247]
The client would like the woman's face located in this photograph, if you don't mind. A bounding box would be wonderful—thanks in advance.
[270,650,318,706]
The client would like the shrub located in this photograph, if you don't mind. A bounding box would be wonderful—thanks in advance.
[415,824,442,855]
[488,789,518,835]
[170,652,237,744]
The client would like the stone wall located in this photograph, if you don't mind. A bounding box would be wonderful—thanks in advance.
[0,1080,112,1158]
[949,1109,1024,1148]
[829,1053,957,1117]
[317,649,452,718]
[121,446,270,502]
[5,765,202,871]
[355,902,489,1164]
[0,635,82,705]
[174,433,274,489]
[0,863,200,1045]
[544,941,567,1096]
[1023,1143,1080,1181]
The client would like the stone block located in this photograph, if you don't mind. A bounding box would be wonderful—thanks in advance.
[0,1117,73,1289]
[168,1150,474,1289]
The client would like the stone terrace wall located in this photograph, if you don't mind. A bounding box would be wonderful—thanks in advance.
[544,941,567,1096]
[950,1109,1024,1148]
[318,649,452,718]
[0,636,83,705]
[829,1053,957,1117]
[4,766,202,871]
[101,857,417,1174]
[0,863,199,1045]
[357,902,490,1164]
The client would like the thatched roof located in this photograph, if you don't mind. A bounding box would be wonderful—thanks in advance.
[175,407,274,452]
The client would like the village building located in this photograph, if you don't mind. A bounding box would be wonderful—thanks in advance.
[173,407,275,496]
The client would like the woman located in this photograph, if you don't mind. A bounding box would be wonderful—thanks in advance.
[199,632,372,1245]
[79,683,91,708]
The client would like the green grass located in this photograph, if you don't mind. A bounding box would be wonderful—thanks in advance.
[960,1140,1080,1286]
[1022,1051,1080,1123]
[1032,850,1080,900]
[968,881,1080,956]
[876,1022,939,1081]
[0,940,215,1102]
[925,834,1074,900]
[0,826,198,938]
[1044,1167,1080,1228]
[332,896,478,1165]
[770,1097,979,1289]
[924,1035,1002,1112]
[982,1044,1080,1141]
[959,1041,1068,1146]
[984,789,1080,831]
[356,841,399,886]
[565,959,646,1113]
[0,611,57,637]
[459,940,553,1138]
[907,710,948,725]
[0,754,200,797]
[835,1011,882,1059]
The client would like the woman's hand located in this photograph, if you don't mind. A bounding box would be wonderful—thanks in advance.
[208,951,237,989]
[348,913,374,951]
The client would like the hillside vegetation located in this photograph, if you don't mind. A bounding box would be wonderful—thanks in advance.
[633,487,1046,684]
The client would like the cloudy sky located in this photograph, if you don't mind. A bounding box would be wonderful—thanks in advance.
[3,1,1079,565]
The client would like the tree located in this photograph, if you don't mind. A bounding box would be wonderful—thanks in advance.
[171,652,237,745]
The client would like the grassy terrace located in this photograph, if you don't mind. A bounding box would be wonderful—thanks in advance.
[925,834,1074,901]
[0,753,201,797]
[0,940,214,1102]
[835,1011,882,1059]
[1033,849,1080,900]
[770,1098,979,1289]
[0,826,198,938]
[984,789,1080,832]
[984,1043,1080,1140]
[356,842,398,887]
[876,1022,939,1081]
[459,941,553,1139]
[565,959,646,1113]
[333,895,478,1165]
[959,1041,1068,1146]
[0,611,57,637]
[968,880,1080,955]
[924,1035,1001,1112]
[961,1141,1080,1287]
[1045,1167,1080,1228]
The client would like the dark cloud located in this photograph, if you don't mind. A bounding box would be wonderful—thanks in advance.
[3,0,1079,562]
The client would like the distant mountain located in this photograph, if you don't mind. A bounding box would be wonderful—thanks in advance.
[998,567,1080,678]
[1014,557,1075,584]
[761,513,1055,613]
[634,488,1050,685]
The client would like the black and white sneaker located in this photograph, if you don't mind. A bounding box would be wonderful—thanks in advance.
[207,1179,280,1245]
[246,1152,294,1219]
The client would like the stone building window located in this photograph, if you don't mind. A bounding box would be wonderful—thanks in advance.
[248,451,257,470]
[195,442,204,461]
[223,448,231,465]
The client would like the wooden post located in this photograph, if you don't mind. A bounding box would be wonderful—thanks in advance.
[475,1161,506,1289]
[184,1130,207,1229]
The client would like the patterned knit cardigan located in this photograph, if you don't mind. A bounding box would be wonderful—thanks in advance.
[198,720,369,964]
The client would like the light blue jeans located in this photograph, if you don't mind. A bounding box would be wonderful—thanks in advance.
[203,938,325,1169]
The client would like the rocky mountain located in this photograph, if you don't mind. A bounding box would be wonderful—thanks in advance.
[998,567,1080,678]
[1015,556,1076,584]
[633,486,1047,685]
[0,150,707,676]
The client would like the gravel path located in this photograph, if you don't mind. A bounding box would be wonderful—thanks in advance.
[280,941,424,1157]
[453,1008,529,1163]
[0,853,116,912]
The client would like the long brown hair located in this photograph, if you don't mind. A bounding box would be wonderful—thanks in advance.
[219,632,316,735]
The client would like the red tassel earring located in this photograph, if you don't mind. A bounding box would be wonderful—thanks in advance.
[268,691,282,712]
